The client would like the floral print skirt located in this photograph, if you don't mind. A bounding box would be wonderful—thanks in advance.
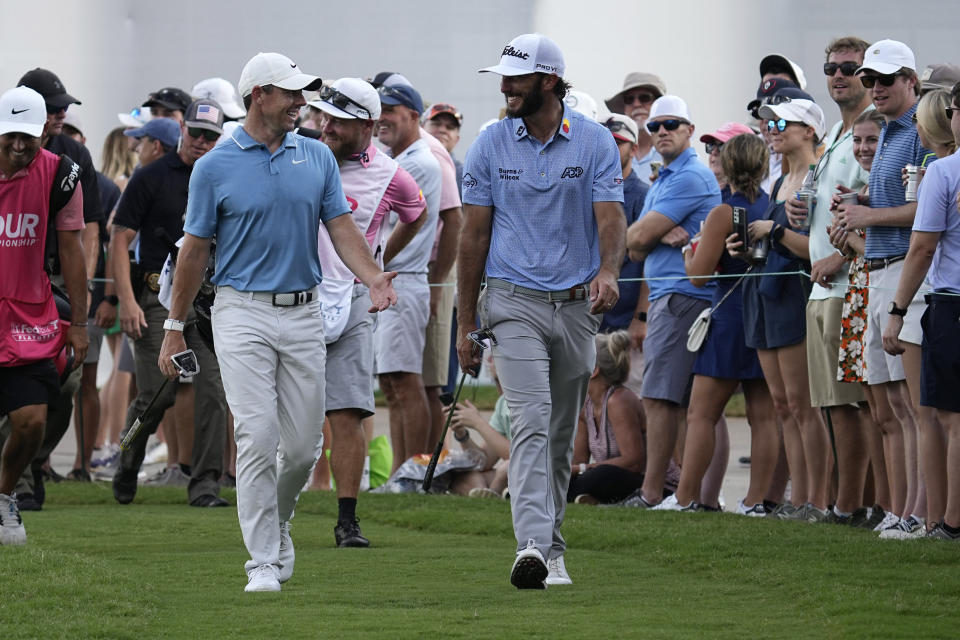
[837,250,868,383]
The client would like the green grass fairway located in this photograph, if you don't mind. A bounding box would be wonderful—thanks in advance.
[3,484,958,639]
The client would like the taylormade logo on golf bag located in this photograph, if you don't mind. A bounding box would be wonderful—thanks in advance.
[60,162,80,192]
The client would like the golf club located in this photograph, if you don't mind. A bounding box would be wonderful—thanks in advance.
[120,350,199,451]
[422,328,497,492]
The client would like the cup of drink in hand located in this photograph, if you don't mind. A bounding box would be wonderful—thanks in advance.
[794,190,815,229]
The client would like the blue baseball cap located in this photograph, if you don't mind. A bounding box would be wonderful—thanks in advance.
[378,83,424,115]
[123,117,181,148]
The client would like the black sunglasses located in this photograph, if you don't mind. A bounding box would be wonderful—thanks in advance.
[319,85,371,119]
[823,61,860,76]
[604,119,631,134]
[859,73,902,89]
[623,92,656,105]
[187,127,220,141]
[946,106,960,121]
[704,142,723,154]
[646,119,687,133]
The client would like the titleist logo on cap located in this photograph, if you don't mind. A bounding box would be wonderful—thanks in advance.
[502,45,529,60]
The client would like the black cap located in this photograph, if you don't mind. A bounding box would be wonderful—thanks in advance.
[369,71,398,89]
[747,78,801,114]
[142,87,192,113]
[17,68,81,110]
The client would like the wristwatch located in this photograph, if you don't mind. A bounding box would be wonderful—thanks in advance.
[887,301,907,317]
[636,311,647,322]
[104,295,119,306]
[771,224,786,243]
[163,318,186,332]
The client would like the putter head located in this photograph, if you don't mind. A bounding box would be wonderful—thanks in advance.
[467,327,498,349]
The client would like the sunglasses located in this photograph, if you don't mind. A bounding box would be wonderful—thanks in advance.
[859,73,902,89]
[646,119,687,133]
[748,93,795,120]
[823,61,860,76]
[605,119,631,133]
[46,104,67,115]
[766,119,803,132]
[946,106,960,121]
[623,92,656,105]
[319,85,371,119]
[187,127,220,141]
[704,142,723,154]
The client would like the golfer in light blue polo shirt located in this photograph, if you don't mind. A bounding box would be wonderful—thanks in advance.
[158,52,398,594]
[458,33,625,590]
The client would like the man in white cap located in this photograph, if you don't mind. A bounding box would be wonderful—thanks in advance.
[836,39,934,540]
[308,78,426,548]
[458,33,625,589]
[157,53,399,592]
[605,72,667,186]
[192,78,246,121]
[625,95,720,508]
[0,86,88,545]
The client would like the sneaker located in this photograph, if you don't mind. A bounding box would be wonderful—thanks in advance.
[848,507,871,528]
[16,493,41,512]
[279,521,294,583]
[245,564,281,592]
[736,499,766,517]
[510,539,547,590]
[545,555,572,586]
[616,489,655,509]
[767,502,799,520]
[802,503,830,523]
[143,441,168,466]
[880,515,926,540]
[334,518,370,548]
[873,510,901,532]
[144,466,190,487]
[824,507,853,525]
[651,494,697,512]
[93,453,120,480]
[469,487,502,499]
[861,505,886,530]
[90,443,120,470]
[927,522,960,541]
[0,493,26,546]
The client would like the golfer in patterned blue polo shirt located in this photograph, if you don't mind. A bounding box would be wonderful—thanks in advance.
[457,33,625,590]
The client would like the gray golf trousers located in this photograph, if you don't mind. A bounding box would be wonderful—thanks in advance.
[481,283,600,561]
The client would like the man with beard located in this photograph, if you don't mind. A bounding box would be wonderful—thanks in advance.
[374,80,442,471]
[109,100,229,508]
[785,36,876,526]
[0,86,88,544]
[458,33,625,589]
[625,95,720,508]
[308,78,426,547]
[605,72,666,187]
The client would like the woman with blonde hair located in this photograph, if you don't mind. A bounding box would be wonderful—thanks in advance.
[100,126,136,191]
[568,331,649,504]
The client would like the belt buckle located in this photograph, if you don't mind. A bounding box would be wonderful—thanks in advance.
[571,286,585,301]
[296,291,308,305]
[145,273,161,293]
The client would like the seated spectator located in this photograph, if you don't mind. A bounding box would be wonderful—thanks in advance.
[567,331,647,505]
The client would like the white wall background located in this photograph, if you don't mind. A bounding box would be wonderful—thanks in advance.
[1,0,957,166]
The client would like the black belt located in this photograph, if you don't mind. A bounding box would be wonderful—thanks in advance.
[866,254,906,271]
[486,277,588,302]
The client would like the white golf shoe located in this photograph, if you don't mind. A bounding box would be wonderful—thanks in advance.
[245,564,281,592]
[0,493,26,546]
[279,521,294,583]
[545,555,572,586]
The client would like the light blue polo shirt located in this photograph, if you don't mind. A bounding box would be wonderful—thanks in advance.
[913,150,960,293]
[462,104,623,290]
[639,147,720,302]
[184,127,350,292]
[865,103,935,259]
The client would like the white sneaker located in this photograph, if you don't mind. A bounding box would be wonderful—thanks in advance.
[652,494,697,512]
[245,564,281,592]
[144,466,190,487]
[510,539,547,589]
[879,516,926,540]
[736,499,766,517]
[279,521,294,583]
[873,510,900,532]
[545,555,572,586]
[143,441,169,466]
[0,493,26,546]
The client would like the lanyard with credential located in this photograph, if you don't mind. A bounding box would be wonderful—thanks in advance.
[813,125,852,182]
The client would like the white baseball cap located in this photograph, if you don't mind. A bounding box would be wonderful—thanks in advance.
[857,39,917,76]
[238,52,322,98]
[564,90,598,121]
[479,33,565,78]
[760,54,808,90]
[0,86,46,137]
[648,95,692,123]
[307,78,381,120]
[758,99,827,142]
[192,77,246,120]
[604,113,639,145]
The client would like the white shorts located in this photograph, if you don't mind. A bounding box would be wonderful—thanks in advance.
[864,259,925,385]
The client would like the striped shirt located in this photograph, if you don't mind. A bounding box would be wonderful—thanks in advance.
[864,103,935,259]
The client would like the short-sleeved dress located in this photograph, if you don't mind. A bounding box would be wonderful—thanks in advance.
[694,191,768,379]
[741,176,812,350]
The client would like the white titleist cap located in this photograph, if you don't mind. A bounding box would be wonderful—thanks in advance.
[649,95,692,123]
[238,52,323,98]
[479,33,565,78]
[0,86,46,137]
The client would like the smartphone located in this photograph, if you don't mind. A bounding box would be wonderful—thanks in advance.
[170,349,200,377]
[732,206,750,250]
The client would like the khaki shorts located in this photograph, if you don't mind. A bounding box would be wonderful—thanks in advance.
[421,274,455,387]
[806,298,865,407]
